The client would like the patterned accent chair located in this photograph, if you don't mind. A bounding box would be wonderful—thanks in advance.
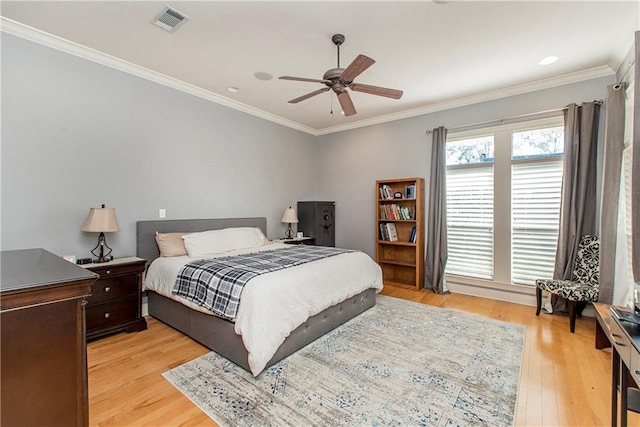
[535,235,600,333]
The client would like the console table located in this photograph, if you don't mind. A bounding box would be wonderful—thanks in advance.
[593,302,640,427]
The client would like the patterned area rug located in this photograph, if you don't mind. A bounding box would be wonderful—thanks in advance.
[163,295,525,426]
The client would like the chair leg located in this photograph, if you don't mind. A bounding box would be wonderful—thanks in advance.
[569,300,576,333]
[576,301,587,317]
[536,287,542,316]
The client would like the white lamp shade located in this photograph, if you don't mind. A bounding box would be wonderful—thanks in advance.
[281,206,298,224]
[81,206,120,233]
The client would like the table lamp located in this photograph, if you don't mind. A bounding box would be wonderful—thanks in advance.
[281,206,298,239]
[81,204,120,263]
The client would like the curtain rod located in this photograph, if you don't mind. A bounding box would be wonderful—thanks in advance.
[425,101,603,135]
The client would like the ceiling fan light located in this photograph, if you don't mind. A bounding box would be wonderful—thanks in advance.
[539,56,559,65]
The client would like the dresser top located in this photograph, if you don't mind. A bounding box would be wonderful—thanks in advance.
[1,248,98,294]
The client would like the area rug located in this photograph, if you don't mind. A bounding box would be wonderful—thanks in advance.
[163,295,525,426]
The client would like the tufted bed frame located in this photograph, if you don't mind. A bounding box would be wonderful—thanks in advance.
[136,217,376,373]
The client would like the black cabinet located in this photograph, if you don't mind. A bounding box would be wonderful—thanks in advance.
[297,201,335,247]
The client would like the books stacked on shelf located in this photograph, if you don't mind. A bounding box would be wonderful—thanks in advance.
[379,184,395,200]
[379,222,398,242]
[409,226,417,243]
[379,204,414,220]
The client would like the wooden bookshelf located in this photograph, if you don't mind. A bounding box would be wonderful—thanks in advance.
[376,178,425,290]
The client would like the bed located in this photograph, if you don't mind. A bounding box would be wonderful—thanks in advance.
[137,217,382,376]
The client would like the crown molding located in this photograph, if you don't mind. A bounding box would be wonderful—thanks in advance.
[1,17,615,137]
[0,17,318,135]
[315,65,614,135]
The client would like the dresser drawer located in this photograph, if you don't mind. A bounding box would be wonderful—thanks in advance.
[87,275,137,305]
[611,319,632,367]
[631,345,640,386]
[86,297,138,330]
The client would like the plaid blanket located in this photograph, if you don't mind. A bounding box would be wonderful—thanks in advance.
[172,245,354,319]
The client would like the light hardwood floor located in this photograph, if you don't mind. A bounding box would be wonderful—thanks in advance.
[87,286,639,426]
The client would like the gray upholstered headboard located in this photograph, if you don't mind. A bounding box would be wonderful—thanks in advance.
[136,217,267,264]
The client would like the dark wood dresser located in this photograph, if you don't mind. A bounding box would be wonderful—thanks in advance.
[0,248,97,427]
[82,257,147,339]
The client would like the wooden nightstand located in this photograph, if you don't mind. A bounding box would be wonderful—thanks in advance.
[81,257,147,340]
[276,237,316,245]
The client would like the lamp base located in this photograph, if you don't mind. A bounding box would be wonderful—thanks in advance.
[90,232,114,263]
[285,224,294,239]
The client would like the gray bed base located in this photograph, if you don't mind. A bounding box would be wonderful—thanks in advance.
[136,217,376,373]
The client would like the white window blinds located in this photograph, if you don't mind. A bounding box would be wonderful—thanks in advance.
[511,160,563,285]
[445,165,494,279]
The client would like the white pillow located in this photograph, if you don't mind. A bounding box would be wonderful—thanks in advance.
[182,227,267,257]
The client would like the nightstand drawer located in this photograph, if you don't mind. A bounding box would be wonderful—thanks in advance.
[89,263,144,278]
[86,297,138,330]
[87,275,137,305]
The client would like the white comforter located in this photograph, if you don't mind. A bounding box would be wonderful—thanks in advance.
[143,242,383,376]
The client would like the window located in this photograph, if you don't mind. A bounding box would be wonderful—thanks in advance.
[445,137,494,279]
[445,120,564,287]
[511,127,564,285]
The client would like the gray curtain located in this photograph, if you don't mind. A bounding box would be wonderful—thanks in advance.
[633,31,640,282]
[552,102,600,309]
[425,126,450,294]
[598,84,626,304]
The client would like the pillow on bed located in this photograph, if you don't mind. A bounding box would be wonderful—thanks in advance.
[182,227,268,257]
[155,232,189,257]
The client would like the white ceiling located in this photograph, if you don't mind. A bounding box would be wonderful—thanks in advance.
[1,1,638,135]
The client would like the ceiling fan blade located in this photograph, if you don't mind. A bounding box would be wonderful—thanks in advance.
[287,87,330,103]
[279,76,331,84]
[350,83,403,100]
[340,55,375,82]
[337,91,357,116]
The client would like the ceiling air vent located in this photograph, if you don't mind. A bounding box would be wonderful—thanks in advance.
[152,6,189,33]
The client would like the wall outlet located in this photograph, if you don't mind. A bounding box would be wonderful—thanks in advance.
[159,208,166,218]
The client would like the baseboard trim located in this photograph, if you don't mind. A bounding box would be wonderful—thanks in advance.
[447,281,595,318]
[447,281,536,307]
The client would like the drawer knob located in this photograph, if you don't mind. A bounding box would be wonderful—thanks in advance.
[104,287,111,293]
[614,341,626,347]
[104,312,110,318]
[636,370,640,375]
[106,270,111,275]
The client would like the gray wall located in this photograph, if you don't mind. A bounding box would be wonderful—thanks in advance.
[1,34,317,258]
[317,77,613,258]
[1,33,615,263]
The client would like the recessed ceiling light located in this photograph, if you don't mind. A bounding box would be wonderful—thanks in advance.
[539,56,559,66]
[227,86,240,93]
[254,72,273,81]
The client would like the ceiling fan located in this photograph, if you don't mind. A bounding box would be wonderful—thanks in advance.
[279,34,403,116]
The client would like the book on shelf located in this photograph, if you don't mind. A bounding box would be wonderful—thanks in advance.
[379,204,415,221]
[379,222,398,242]
[379,223,389,241]
[379,184,394,200]
[409,226,416,243]
[386,222,398,241]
